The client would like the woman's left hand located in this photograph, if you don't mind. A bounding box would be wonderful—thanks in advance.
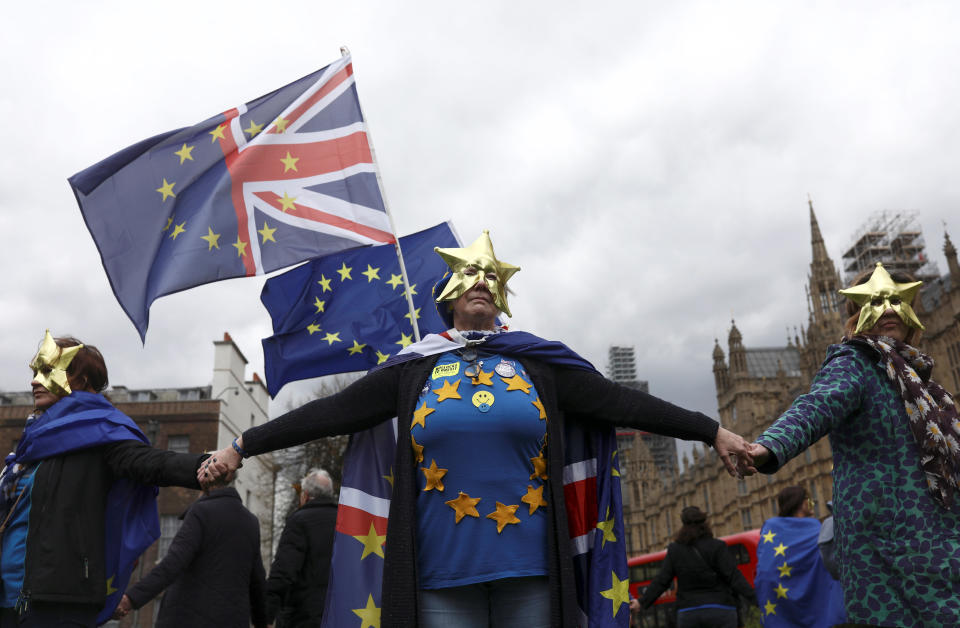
[198,445,242,487]
[713,427,755,478]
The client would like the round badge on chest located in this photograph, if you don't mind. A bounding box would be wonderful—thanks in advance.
[494,360,516,378]
[472,390,494,413]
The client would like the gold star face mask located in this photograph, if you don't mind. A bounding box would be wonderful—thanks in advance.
[434,230,520,316]
[838,262,925,334]
[29,330,83,398]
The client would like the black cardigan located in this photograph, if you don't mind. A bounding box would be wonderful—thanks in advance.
[243,354,719,627]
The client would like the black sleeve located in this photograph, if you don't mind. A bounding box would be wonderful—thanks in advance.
[242,366,402,456]
[102,440,207,489]
[250,528,269,628]
[265,515,308,622]
[638,547,676,609]
[125,506,204,608]
[555,369,720,444]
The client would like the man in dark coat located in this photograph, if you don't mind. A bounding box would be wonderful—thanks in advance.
[266,468,338,627]
[112,473,267,628]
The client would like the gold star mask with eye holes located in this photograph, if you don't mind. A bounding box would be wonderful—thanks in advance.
[434,230,520,316]
[838,262,924,334]
[29,330,83,398]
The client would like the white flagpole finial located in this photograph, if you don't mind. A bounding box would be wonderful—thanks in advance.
[340,46,350,57]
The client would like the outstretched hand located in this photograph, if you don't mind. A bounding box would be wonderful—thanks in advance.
[112,594,133,619]
[744,442,771,474]
[198,444,243,487]
[713,427,754,479]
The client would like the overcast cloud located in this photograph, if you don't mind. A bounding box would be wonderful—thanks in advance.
[2,1,957,431]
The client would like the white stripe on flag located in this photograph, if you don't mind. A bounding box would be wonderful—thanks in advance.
[562,458,597,485]
[570,531,595,556]
[338,486,391,518]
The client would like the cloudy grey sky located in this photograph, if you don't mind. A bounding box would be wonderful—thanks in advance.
[2,2,957,433]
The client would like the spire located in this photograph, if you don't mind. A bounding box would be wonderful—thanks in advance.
[809,196,830,263]
[945,226,960,283]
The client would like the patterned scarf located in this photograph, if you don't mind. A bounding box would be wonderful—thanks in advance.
[851,334,960,508]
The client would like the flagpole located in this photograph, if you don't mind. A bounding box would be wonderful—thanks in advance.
[342,46,423,342]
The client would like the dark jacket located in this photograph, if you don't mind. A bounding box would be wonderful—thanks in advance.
[639,537,756,610]
[243,354,719,627]
[266,495,337,626]
[20,440,204,608]
[125,487,267,628]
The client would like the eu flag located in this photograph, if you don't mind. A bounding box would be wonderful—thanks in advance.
[261,222,460,396]
[68,53,393,340]
[756,517,845,627]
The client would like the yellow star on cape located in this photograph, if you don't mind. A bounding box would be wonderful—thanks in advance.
[169,222,186,240]
[432,379,462,402]
[106,575,118,596]
[362,264,380,282]
[352,522,386,559]
[421,459,447,492]
[445,491,481,523]
[313,297,326,313]
[411,402,435,429]
[411,434,424,463]
[337,262,352,281]
[278,192,297,212]
[396,333,413,348]
[174,143,194,164]
[317,273,332,292]
[274,116,290,133]
[529,452,548,480]
[279,151,299,172]
[352,594,380,628]
[386,273,403,289]
[244,119,264,137]
[838,261,925,332]
[376,350,390,365]
[597,506,617,548]
[156,178,176,201]
[764,600,777,616]
[501,374,532,394]
[404,307,422,322]
[347,340,366,355]
[232,236,248,257]
[611,450,620,477]
[762,529,776,544]
[774,583,789,599]
[258,222,277,244]
[209,124,226,142]
[306,323,321,335]
[773,543,788,557]
[162,216,173,232]
[531,397,546,419]
[322,332,341,345]
[599,571,630,618]
[485,502,521,533]
[471,369,494,387]
[383,467,394,487]
[521,484,547,515]
[201,227,221,250]
[776,562,792,578]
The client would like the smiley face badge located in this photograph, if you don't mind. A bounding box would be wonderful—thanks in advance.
[472,390,495,413]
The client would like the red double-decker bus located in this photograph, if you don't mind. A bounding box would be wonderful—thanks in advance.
[627,529,760,628]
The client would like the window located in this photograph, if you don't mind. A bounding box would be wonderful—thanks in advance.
[731,406,738,423]
[804,449,812,463]
[167,435,190,453]
[737,479,748,496]
[703,486,710,512]
[179,389,200,401]
[741,509,752,528]
[158,515,182,559]
[665,515,672,537]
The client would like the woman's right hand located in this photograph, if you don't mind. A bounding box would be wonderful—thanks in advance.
[741,442,771,475]
[198,442,243,487]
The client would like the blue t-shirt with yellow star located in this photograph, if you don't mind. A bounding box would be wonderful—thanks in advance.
[412,351,549,589]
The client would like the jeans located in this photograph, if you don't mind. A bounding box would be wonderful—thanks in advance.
[419,576,550,628]
[676,606,737,628]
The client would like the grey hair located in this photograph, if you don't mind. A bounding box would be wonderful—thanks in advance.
[301,468,335,499]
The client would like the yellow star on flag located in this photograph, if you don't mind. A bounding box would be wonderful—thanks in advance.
[774,583,789,599]
[347,340,366,355]
[396,333,413,348]
[776,562,792,578]
[599,571,630,617]
[597,506,617,548]
[352,594,380,628]
[201,227,221,250]
[280,151,299,172]
[278,192,297,212]
[762,529,776,543]
[611,450,620,477]
[352,522,386,559]
[411,402,435,429]
[405,308,422,322]
[337,263,352,281]
[386,273,403,289]
[258,221,277,244]
[405,284,418,297]
[471,369,494,387]
[445,491,481,523]
[317,274,332,292]
[169,222,186,240]
[485,502,521,533]
[156,178,176,201]
[773,542,788,557]
[764,600,777,616]
[162,216,173,232]
[531,397,546,419]
[376,350,390,365]
[322,332,341,345]
[274,116,290,133]
[106,575,118,596]
[501,374,532,394]
[432,379,462,402]
[411,434,424,464]
[529,452,548,480]
[421,459,447,492]
[209,124,226,142]
[306,323,321,335]
[174,143,194,164]
[313,297,326,313]
[520,484,547,515]
[244,119,264,137]
[362,264,380,282]
[383,467,394,488]
[232,236,248,257]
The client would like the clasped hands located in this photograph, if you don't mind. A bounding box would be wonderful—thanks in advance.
[197,442,244,487]
[712,427,771,478]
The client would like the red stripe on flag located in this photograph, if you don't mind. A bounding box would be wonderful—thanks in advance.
[253,191,395,243]
[336,503,388,536]
[270,64,354,133]
[228,131,373,181]
[564,476,598,538]
[215,109,258,276]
